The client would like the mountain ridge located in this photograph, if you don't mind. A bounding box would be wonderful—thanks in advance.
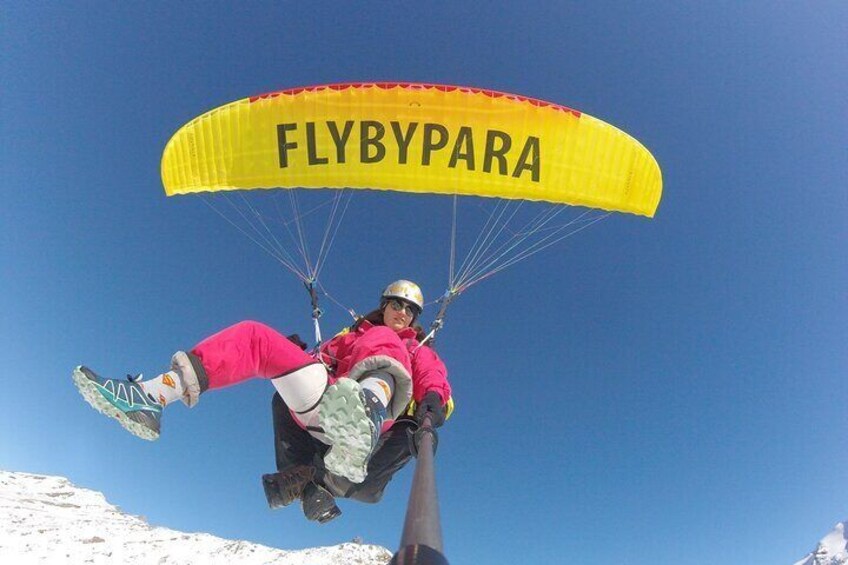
[0,469,391,564]
[794,521,848,565]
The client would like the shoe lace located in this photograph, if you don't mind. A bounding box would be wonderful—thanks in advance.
[285,466,316,499]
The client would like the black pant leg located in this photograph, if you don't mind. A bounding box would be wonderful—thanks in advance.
[345,420,417,503]
[272,392,323,470]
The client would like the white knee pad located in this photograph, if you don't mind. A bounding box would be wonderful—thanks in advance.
[271,363,328,414]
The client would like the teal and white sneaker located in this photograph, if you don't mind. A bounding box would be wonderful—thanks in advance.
[318,377,386,484]
[72,366,162,441]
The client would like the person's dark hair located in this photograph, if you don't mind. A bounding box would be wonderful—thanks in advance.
[354,303,428,343]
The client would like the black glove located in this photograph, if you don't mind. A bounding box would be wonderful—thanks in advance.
[414,391,446,428]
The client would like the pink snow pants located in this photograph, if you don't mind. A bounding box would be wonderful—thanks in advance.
[190,321,318,390]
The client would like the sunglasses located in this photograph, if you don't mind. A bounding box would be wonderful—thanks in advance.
[387,298,418,318]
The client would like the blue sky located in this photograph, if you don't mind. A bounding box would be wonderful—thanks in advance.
[2,3,845,564]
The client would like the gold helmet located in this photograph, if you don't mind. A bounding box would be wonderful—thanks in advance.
[381,280,424,314]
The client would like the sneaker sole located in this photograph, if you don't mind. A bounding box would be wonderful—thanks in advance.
[72,366,160,441]
[318,378,373,484]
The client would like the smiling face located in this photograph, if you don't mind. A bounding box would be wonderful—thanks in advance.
[382,298,416,331]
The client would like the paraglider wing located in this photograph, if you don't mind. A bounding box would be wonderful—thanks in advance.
[161,82,662,217]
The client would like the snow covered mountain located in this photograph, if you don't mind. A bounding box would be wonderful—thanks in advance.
[794,521,848,565]
[0,470,391,564]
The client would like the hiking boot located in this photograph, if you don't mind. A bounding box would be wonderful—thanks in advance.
[262,465,316,509]
[318,378,387,484]
[301,482,341,524]
[72,366,162,441]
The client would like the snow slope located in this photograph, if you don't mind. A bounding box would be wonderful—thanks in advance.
[794,521,848,565]
[0,470,391,564]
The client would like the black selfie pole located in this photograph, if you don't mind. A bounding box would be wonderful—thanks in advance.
[389,414,449,564]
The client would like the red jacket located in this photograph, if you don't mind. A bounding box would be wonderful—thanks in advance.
[320,320,451,405]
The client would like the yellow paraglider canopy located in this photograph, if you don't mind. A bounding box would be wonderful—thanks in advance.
[161,82,661,217]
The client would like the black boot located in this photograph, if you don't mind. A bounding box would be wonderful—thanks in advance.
[262,465,316,509]
[301,481,341,524]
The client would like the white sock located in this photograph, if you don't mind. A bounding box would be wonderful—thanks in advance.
[140,371,185,406]
[359,374,394,408]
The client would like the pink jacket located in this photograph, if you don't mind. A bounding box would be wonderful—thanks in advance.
[320,320,451,405]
